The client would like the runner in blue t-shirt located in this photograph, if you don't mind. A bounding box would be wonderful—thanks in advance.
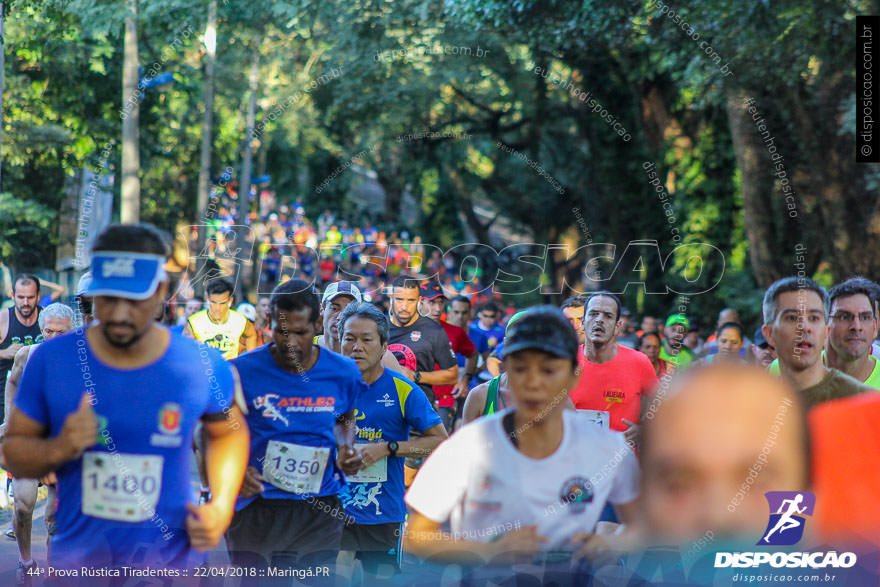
[2,224,249,571]
[335,302,446,577]
[469,301,506,384]
[228,278,366,569]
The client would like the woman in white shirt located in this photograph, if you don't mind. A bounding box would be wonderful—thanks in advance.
[404,306,641,566]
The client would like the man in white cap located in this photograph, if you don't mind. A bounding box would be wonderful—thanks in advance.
[2,223,249,571]
[317,281,401,373]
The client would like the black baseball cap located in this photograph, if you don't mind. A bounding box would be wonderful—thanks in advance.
[502,306,579,362]
[419,282,446,301]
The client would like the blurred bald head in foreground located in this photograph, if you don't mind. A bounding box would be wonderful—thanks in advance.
[640,365,808,545]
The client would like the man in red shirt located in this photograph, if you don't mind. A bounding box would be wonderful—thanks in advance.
[568,291,658,447]
[418,282,478,433]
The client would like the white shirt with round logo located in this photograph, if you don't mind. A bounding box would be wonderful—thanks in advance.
[405,408,640,551]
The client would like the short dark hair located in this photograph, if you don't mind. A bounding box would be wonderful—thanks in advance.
[585,291,622,321]
[637,331,662,350]
[270,278,320,322]
[762,277,829,324]
[92,223,171,258]
[391,274,421,290]
[478,301,500,315]
[206,278,234,297]
[338,302,390,345]
[560,294,587,311]
[13,274,41,295]
[450,295,471,308]
[717,321,744,339]
[829,276,880,317]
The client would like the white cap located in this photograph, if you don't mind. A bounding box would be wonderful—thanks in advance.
[236,302,257,321]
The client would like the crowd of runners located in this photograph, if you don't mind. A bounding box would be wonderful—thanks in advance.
[0,221,879,584]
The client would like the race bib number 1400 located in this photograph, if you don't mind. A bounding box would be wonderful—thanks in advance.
[82,452,164,522]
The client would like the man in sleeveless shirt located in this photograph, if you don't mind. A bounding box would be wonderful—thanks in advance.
[0,275,43,423]
[183,278,257,360]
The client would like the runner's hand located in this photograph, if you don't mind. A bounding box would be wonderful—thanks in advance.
[570,532,614,562]
[451,378,469,399]
[58,393,97,460]
[337,445,361,476]
[359,443,390,469]
[40,472,57,485]
[186,502,233,552]
[489,525,548,563]
[239,466,264,498]
[400,367,416,381]
[621,419,640,447]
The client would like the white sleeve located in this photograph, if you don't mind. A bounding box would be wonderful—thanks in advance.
[606,436,641,505]
[405,428,475,523]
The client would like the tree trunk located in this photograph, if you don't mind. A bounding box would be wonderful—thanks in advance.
[194,0,217,297]
[0,2,5,194]
[725,87,788,288]
[236,37,260,226]
[120,0,140,223]
[233,35,260,300]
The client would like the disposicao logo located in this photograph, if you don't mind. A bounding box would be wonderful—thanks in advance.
[714,491,857,570]
[758,491,814,546]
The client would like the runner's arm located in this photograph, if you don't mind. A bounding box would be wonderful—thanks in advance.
[39,278,65,301]
[405,510,547,564]
[2,346,28,432]
[486,355,502,377]
[461,382,489,425]
[335,409,359,475]
[416,365,458,386]
[453,351,479,395]
[3,394,96,478]
[398,423,447,458]
[182,320,196,339]
[200,406,249,513]
[335,408,356,449]
[239,320,258,354]
[381,350,403,374]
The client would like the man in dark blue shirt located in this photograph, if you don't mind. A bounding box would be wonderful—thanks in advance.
[336,302,446,578]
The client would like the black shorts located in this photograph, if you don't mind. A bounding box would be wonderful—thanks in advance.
[340,521,403,574]
[226,496,344,568]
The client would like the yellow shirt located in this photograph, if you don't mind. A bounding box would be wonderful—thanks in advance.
[188,309,247,360]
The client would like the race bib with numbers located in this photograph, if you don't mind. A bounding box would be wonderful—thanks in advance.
[82,452,163,522]
[262,440,330,494]
[577,409,610,429]
[347,444,388,483]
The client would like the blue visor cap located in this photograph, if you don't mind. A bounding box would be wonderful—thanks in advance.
[87,252,167,300]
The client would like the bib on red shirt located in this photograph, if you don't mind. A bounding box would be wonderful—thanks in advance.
[569,344,658,432]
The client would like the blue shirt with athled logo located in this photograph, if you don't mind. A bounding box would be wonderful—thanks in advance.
[232,345,366,509]
[340,370,441,524]
[14,329,234,569]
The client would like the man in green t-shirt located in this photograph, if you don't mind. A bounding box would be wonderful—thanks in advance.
[659,314,695,370]
[825,276,880,389]
[762,276,874,409]
[767,277,880,390]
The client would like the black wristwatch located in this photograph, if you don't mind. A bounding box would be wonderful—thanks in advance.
[414,371,422,383]
[387,440,399,458]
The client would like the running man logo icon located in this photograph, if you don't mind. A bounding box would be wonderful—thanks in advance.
[758,491,816,546]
